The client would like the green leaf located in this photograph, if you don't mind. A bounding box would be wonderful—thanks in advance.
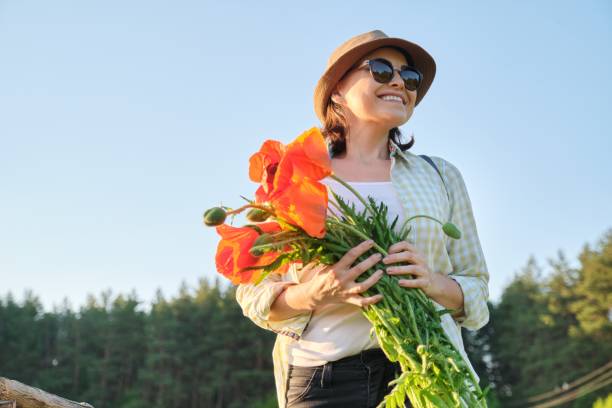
[421,389,451,408]
[394,390,403,407]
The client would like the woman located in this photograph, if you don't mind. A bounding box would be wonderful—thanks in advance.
[236,30,490,408]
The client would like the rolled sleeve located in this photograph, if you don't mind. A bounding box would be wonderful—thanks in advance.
[235,264,313,340]
[442,159,490,331]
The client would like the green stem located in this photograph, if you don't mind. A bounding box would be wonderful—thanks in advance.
[402,214,443,228]
[326,193,347,221]
[380,290,418,340]
[324,243,350,253]
[226,202,271,216]
[405,296,423,344]
[369,304,421,372]
[321,234,350,247]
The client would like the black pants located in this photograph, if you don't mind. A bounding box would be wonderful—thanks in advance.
[285,348,412,408]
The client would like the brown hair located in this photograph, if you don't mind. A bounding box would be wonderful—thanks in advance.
[320,46,416,158]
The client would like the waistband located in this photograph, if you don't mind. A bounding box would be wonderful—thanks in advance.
[334,347,388,366]
[289,347,388,371]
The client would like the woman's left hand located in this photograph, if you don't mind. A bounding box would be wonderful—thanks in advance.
[382,240,440,297]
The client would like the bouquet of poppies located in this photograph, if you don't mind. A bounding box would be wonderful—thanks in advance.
[203,127,489,407]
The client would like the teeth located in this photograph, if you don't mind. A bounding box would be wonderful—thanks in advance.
[380,95,403,104]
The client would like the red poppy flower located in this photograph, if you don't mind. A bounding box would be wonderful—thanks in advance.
[215,222,290,285]
[248,127,332,238]
[249,140,286,203]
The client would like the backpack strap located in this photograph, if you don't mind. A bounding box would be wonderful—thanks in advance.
[418,154,454,221]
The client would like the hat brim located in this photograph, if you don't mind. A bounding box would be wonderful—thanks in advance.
[314,37,436,124]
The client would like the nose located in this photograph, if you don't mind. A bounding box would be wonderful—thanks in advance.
[388,69,405,90]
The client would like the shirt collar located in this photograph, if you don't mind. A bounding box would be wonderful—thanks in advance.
[389,138,413,166]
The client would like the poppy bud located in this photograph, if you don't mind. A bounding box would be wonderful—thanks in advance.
[442,222,461,239]
[203,207,227,226]
[246,208,270,222]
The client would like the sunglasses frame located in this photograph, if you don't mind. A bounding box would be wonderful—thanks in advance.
[354,57,423,91]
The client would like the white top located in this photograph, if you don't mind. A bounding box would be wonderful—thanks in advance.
[288,177,407,366]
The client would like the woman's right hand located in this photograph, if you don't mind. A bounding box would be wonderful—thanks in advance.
[304,239,384,309]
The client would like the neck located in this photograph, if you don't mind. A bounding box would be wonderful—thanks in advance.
[339,120,391,163]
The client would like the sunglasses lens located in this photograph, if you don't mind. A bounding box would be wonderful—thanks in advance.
[368,59,422,91]
[400,69,421,91]
[369,59,394,83]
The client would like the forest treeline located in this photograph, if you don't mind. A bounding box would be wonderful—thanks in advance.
[1,228,610,408]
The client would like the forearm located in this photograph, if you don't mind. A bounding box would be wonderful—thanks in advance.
[268,281,316,321]
[428,272,465,319]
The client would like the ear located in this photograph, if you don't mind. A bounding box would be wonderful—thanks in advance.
[331,91,343,104]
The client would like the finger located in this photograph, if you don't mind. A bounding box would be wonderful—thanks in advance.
[345,293,383,308]
[346,252,383,282]
[382,250,414,265]
[387,240,414,254]
[336,239,375,270]
[383,250,425,266]
[385,264,422,276]
[346,269,384,294]
[398,278,428,288]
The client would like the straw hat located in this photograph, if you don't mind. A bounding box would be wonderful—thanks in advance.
[313,29,436,124]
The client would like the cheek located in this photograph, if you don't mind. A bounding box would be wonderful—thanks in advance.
[346,89,383,116]
[407,91,417,107]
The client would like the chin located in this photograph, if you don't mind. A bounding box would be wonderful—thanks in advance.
[375,111,410,127]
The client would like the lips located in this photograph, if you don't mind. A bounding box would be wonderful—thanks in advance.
[378,95,406,105]
[377,91,407,104]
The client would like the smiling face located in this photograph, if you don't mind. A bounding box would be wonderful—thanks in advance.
[331,47,417,129]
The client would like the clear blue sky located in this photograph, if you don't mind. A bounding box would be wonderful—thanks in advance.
[1,1,610,311]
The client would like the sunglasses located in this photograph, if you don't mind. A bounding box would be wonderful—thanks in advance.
[354,58,422,91]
